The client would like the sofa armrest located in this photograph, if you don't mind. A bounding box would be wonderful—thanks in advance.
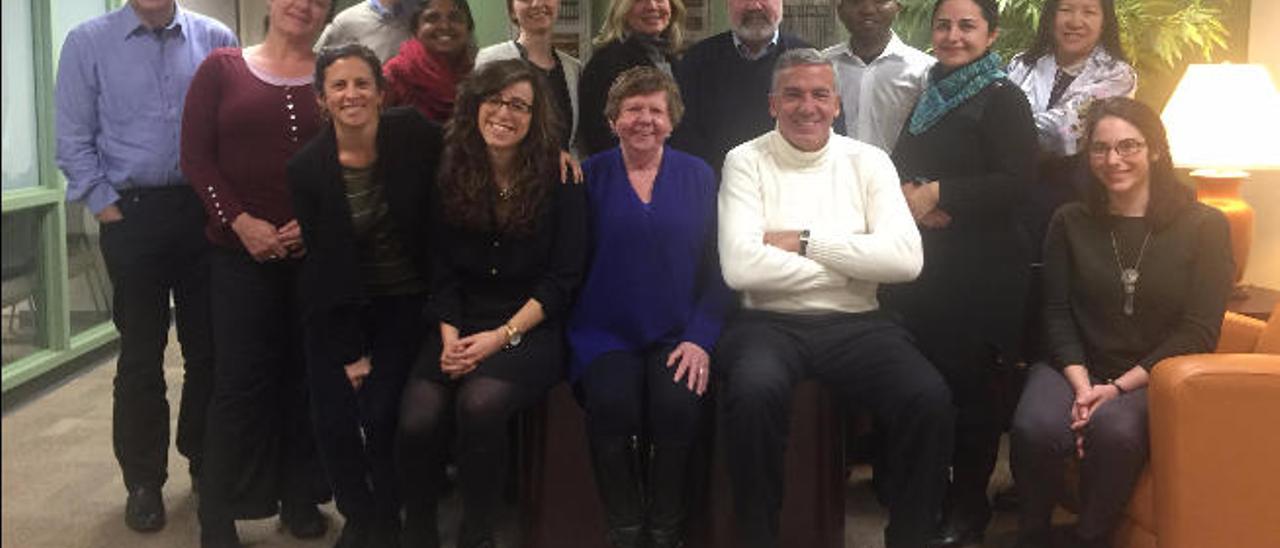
[1215,312,1266,353]
[1148,353,1280,548]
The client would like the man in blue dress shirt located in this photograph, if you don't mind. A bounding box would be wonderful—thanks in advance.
[54,0,236,533]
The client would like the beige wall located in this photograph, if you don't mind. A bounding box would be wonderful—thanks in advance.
[1243,1,1280,289]
[182,0,238,34]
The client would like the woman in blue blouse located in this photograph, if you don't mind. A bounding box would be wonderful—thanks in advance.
[567,66,730,548]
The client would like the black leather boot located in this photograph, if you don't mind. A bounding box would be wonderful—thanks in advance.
[589,435,645,548]
[646,442,691,548]
[400,502,439,548]
[927,496,992,547]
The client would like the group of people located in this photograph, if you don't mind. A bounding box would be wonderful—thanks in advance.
[53,1,1233,548]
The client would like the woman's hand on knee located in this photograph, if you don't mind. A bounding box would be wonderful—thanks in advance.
[344,356,372,390]
[667,341,710,396]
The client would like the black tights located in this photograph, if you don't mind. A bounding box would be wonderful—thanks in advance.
[398,375,541,546]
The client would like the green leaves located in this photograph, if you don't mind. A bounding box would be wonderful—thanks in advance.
[891,0,1231,69]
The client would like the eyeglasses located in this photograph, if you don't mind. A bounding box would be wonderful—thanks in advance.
[483,95,534,115]
[1088,138,1147,158]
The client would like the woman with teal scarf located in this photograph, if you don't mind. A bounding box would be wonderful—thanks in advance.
[881,0,1038,545]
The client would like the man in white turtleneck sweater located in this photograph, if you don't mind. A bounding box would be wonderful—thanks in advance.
[716,48,953,548]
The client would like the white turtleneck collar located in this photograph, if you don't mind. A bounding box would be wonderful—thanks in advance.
[766,129,836,171]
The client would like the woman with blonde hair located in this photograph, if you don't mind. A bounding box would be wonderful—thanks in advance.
[577,0,686,156]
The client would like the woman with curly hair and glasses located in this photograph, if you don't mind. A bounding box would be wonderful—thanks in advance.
[396,59,587,548]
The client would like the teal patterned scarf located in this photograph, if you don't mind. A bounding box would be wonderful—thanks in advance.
[908,51,1006,135]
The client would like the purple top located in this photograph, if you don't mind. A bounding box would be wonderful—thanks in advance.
[181,49,322,250]
[566,146,731,380]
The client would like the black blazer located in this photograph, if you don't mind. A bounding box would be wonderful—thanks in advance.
[287,106,443,367]
[577,37,676,157]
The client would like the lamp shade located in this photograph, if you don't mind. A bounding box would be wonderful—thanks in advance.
[1161,64,1280,171]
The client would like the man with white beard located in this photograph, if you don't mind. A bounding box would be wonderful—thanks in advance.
[671,0,810,177]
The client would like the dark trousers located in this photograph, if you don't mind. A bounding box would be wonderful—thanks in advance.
[928,341,1006,518]
[98,186,213,491]
[399,356,547,545]
[1011,363,1149,541]
[200,248,326,522]
[581,345,704,444]
[306,294,425,526]
[717,310,954,548]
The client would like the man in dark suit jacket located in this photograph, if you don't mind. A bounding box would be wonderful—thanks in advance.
[670,0,809,177]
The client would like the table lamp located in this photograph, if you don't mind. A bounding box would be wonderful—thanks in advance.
[1161,63,1280,294]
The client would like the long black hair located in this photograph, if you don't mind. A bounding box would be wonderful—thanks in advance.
[438,59,561,236]
[1024,0,1126,64]
[1080,97,1192,229]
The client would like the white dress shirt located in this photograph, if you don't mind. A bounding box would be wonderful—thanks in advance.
[823,33,934,153]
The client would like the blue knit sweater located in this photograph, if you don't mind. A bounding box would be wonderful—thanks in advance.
[566,146,731,381]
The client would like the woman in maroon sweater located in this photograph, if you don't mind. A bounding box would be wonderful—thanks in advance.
[180,1,334,546]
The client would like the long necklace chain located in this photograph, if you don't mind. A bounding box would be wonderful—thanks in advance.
[1110,229,1152,316]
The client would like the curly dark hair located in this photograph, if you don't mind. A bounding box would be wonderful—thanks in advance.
[1023,0,1127,65]
[1080,97,1193,229]
[439,59,562,236]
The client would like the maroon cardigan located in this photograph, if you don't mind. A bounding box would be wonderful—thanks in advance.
[181,48,322,250]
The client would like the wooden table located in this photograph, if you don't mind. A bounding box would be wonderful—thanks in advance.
[1228,285,1279,321]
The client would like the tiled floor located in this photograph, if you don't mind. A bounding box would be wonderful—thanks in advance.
[2,331,1031,548]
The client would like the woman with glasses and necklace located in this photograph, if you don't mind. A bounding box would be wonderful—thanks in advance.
[476,0,582,153]
[396,59,587,548]
[881,0,1038,544]
[1010,97,1232,548]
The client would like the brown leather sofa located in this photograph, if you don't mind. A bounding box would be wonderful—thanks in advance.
[1112,304,1280,548]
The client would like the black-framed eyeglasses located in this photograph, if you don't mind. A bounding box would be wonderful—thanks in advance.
[483,95,534,115]
[1088,138,1147,158]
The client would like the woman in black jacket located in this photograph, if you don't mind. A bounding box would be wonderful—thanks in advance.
[577,0,686,156]
[881,0,1038,545]
[397,59,588,548]
[287,44,443,548]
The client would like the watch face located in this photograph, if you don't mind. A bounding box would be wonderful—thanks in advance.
[509,331,523,347]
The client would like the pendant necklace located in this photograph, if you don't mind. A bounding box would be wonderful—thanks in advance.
[1110,228,1152,316]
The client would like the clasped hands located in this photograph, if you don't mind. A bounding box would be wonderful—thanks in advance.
[231,213,306,262]
[1070,383,1122,458]
[439,328,508,379]
[900,180,951,229]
